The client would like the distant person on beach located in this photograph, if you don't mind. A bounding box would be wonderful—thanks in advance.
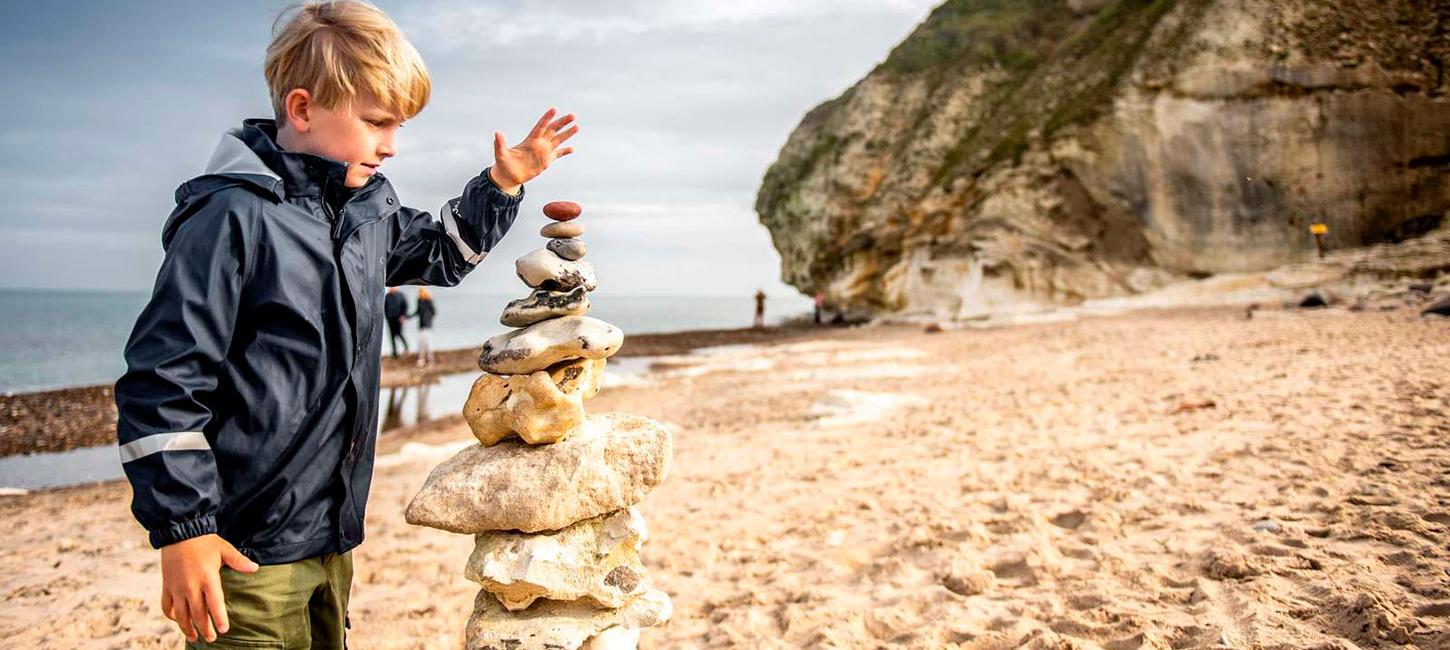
[754,289,767,328]
[814,291,824,325]
[384,286,410,358]
[410,287,437,367]
[112,2,577,645]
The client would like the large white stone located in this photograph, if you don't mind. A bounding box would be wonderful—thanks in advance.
[478,316,623,375]
[466,508,649,611]
[405,413,672,534]
[464,358,605,446]
[465,589,671,650]
[516,248,598,292]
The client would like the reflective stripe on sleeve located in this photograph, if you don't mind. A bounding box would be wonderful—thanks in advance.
[438,199,486,265]
[118,431,211,464]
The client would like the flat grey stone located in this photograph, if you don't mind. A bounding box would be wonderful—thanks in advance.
[501,287,591,327]
[548,237,587,261]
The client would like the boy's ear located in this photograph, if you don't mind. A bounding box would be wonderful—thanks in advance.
[283,88,313,132]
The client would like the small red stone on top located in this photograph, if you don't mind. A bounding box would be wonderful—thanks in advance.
[542,201,582,222]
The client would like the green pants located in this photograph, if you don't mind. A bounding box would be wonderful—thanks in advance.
[186,551,353,650]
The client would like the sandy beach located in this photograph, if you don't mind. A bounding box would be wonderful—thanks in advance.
[1,305,1447,648]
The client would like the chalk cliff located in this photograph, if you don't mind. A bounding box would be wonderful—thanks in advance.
[756,0,1450,319]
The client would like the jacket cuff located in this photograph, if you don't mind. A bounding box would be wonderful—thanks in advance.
[482,167,525,203]
[149,514,218,548]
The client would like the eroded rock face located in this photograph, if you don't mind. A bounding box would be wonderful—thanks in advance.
[464,358,606,446]
[405,413,672,534]
[756,0,1450,320]
[466,508,650,611]
[465,588,671,650]
[479,316,623,375]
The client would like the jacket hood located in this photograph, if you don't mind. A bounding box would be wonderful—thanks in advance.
[162,119,366,249]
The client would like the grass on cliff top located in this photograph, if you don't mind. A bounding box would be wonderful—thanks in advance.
[878,0,1072,78]
[924,0,1196,186]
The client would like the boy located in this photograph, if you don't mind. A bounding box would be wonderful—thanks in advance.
[113,2,577,646]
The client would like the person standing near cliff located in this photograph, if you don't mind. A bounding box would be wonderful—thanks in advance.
[410,287,437,367]
[754,289,766,328]
[384,286,410,358]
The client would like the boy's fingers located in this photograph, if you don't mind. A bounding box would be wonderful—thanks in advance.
[551,125,579,146]
[189,591,216,642]
[557,146,575,158]
[221,546,258,573]
[545,113,575,134]
[494,132,507,158]
[205,580,230,635]
[173,599,196,641]
[529,108,556,137]
[161,589,174,620]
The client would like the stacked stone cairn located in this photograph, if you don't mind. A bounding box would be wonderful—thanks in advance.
[405,201,673,650]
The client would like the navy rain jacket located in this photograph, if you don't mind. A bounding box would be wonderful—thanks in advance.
[115,118,522,563]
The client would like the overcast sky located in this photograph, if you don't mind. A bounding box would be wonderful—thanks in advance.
[0,0,936,298]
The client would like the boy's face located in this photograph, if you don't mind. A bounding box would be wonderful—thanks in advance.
[283,91,404,188]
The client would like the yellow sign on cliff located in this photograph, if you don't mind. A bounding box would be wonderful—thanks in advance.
[1310,223,1328,235]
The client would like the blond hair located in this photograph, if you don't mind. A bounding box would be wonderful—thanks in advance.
[265,1,430,122]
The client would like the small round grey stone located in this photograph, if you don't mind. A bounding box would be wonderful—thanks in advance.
[547,237,587,261]
[540,222,584,238]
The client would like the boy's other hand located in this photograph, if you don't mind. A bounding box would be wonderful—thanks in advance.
[160,534,260,643]
[488,107,578,196]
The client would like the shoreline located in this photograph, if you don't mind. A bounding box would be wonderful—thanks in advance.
[0,322,835,458]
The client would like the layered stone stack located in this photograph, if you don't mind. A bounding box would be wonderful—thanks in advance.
[405,201,673,650]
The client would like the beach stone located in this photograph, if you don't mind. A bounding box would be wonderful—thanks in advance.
[543,201,583,222]
[466,508,650,611]
[479,315,622,375]
[517,249,598,292]
[541,222,585,238]
[405,413,672,534]
[465,588,670,650]
[1423,293,1450,317]
[501,287,591,327]
[464,358,606,446]
[548,237,587,261]
[582,627,641,650]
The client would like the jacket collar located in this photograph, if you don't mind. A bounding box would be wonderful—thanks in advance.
[190,118,399,225]
[234,118,357,203]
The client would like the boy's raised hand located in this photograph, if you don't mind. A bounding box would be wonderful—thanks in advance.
[160,533,259,643]
[487,107,578,196]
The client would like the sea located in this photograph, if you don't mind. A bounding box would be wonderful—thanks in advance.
[0,287,811,489]
[0,287,813,394]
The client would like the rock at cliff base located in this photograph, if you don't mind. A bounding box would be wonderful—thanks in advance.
[406,413,672,534]
[467,508,649,611]
[479,315,623,375]
[465,588,670,650]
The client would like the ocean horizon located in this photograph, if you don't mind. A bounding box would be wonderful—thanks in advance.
[0,287,813,394]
